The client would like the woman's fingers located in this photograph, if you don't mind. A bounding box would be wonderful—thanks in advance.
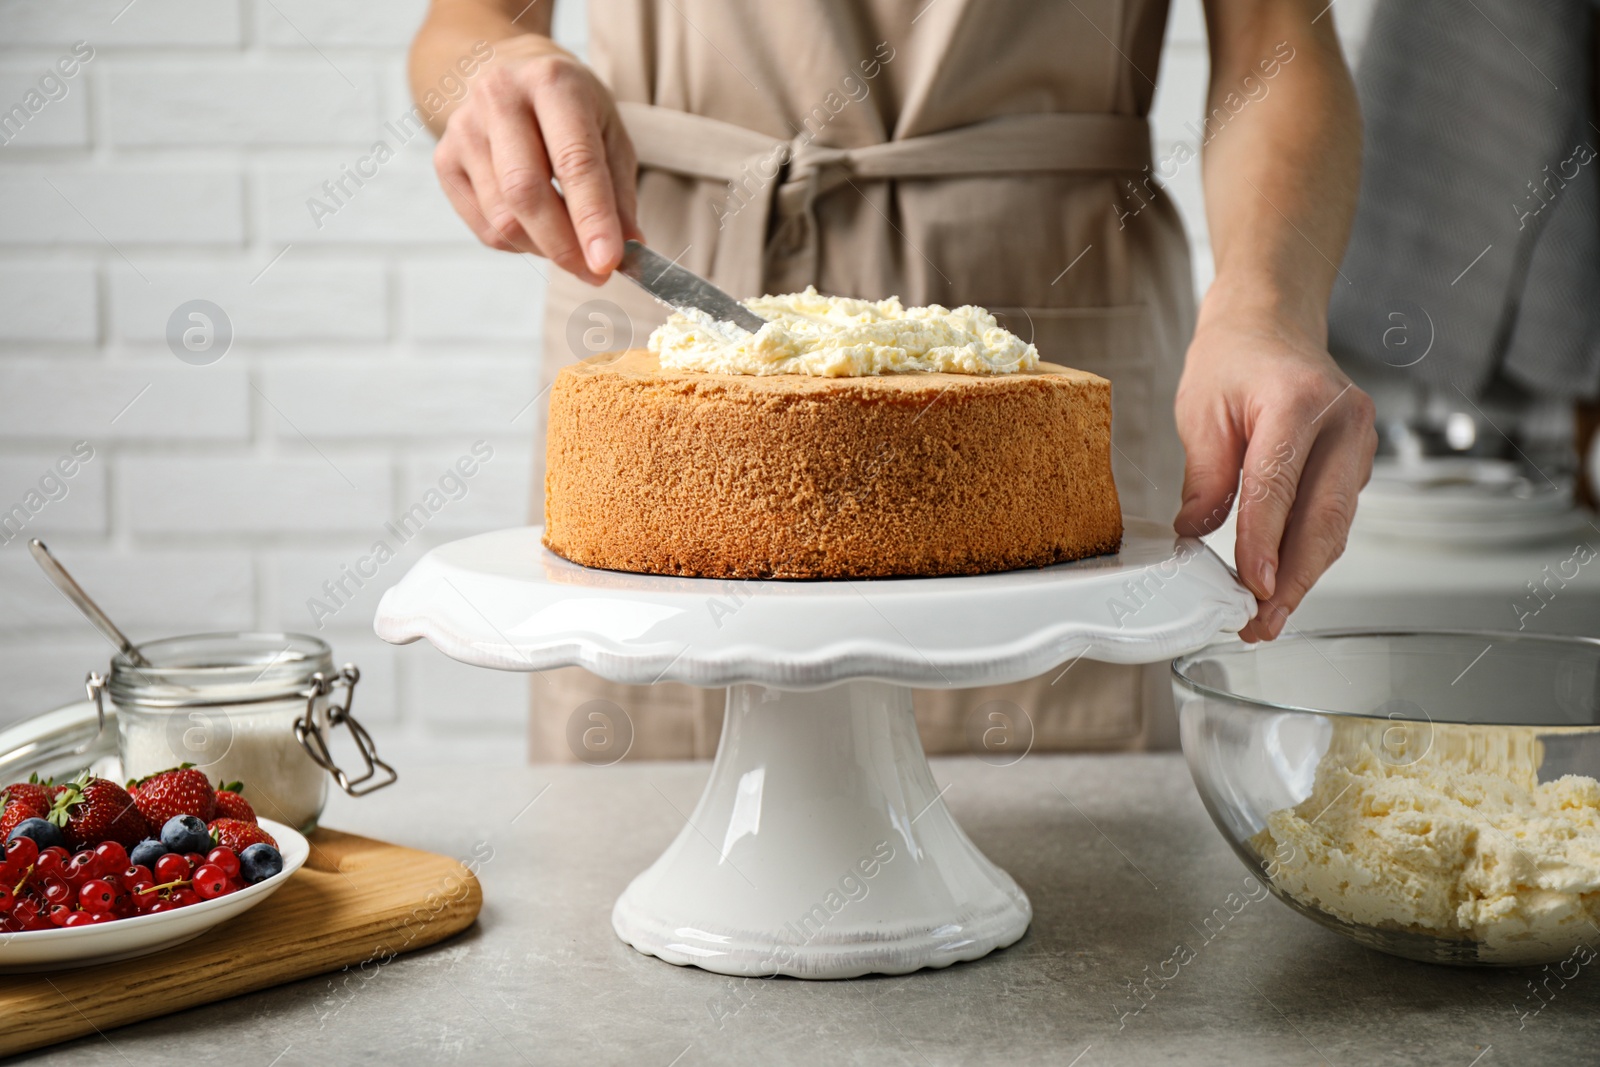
[435,141,521,252]
[430,52,635,281]
[1174,403,1248,541]
[532,69,626,274]
[1231,407,1314,606]
[434,106,538,253]
[603,119,644,243]
[481,73,598,280]
[1237,386,1376,642]
[1176,323,1378,644]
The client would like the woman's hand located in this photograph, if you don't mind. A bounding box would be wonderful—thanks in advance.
[432,36,641,284]
[1173,312,1377,643]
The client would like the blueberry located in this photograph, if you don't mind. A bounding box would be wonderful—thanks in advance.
[130,837,168,869]
[160,814,211,855]
[7,817,66,851]
[238,843,283,884]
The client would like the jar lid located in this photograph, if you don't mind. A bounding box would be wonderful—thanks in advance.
[108,632,334,710]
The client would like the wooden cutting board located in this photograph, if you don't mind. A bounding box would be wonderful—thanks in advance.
[0,828,483,1058]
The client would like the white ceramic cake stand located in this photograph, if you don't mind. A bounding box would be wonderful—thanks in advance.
[374,518,1253,979]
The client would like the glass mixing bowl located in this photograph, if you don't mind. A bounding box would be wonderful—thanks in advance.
[1173,630,1600,967]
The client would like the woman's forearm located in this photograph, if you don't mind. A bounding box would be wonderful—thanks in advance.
[1174,0,1374,645]
[409,0,564,135]
[1197,0,1362,342]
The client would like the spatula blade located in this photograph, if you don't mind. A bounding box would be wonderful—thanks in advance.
[616,240,767,334]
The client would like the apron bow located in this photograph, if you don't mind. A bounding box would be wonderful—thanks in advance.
[617,102,1153,300]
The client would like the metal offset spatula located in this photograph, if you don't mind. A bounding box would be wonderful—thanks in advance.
[616,239,766,334]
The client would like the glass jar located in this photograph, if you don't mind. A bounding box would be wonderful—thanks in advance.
[95,632,393,833]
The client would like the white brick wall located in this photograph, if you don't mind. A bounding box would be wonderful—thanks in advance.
[0,361,250,439]
[0,0,242,47]
[0,171,245,245]
[256,0,431,49]
[401,258,546,340]
[0,0,563,769]
[0,455,107,535]
[0,64,90,146]
[0,0,1368,769]
[0,549,253,631]
[0,264,98,341]
[120,456,396,533]
[110,263,389,341]
[107,63,382,146]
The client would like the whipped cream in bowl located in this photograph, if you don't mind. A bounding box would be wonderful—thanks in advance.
[648,286,1038,377]
[1174,630,1600,966]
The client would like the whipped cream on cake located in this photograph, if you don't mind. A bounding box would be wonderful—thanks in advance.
[1252,719,1600,964]
[648,286,1038,377]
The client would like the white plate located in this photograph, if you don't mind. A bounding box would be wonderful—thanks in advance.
[0,817,308,973]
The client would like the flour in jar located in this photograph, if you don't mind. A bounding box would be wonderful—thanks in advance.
[119,698,328,832]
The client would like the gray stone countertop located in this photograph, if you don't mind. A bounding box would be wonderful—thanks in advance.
[20,754,1595,1066]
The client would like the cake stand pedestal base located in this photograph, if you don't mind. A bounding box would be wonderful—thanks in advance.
[611,681,1031,979]
[376,522,1255,980]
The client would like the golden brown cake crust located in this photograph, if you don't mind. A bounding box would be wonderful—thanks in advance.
[543,350,1122,579]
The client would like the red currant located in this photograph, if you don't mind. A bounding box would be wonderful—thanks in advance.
[66,851,99,884]
[205,848,240,879]
[42,878,73,905]
[191,864,228,899]
[154,854,188,884]
[79,879,116,913]
[48,903,73,927]
[34,850,63,878]
[62,911,92,927]
[94,841,129,872]
[121,864,153,891]
[0,885,13,913]
[170,888,201,907]
[5,836,38,869]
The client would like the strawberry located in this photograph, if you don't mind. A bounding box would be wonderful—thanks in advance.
[213,781,256,824]
[208,818,276,852]
[0,800,47,841]
[129,765,216,827]
[1,778,52,840]
[2,778,51,812]
[49,775,149,850]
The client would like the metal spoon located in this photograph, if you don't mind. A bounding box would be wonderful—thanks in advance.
[29,538,151,667]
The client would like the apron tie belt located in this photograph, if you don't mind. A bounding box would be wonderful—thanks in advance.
[617,102,1152,298]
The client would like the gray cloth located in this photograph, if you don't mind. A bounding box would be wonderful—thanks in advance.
[1328,0,1600,402]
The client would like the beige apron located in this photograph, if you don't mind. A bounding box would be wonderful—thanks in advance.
[527,0,1194,761]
